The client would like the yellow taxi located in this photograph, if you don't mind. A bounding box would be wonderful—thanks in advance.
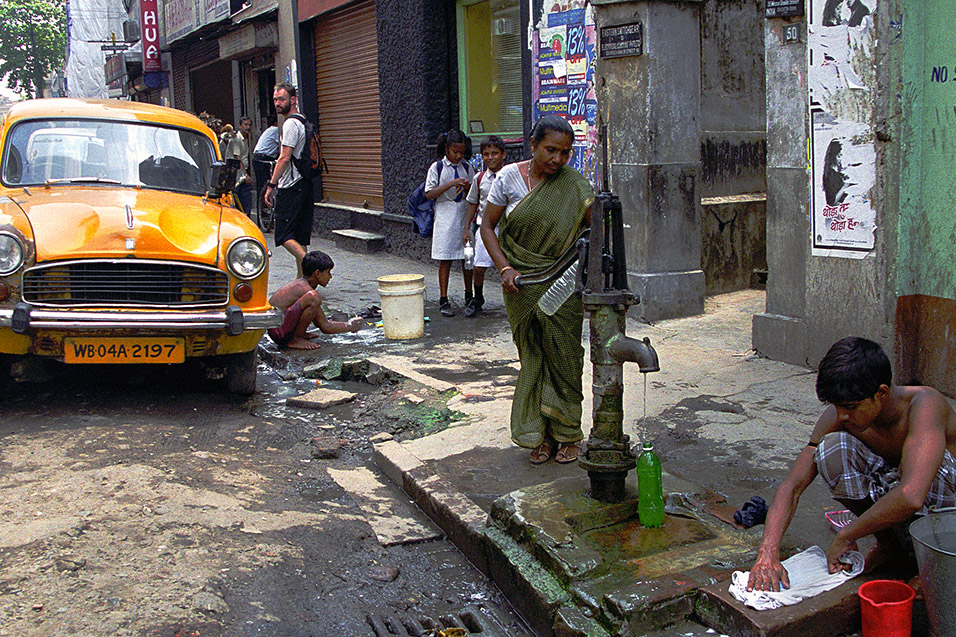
[0,98,280,394]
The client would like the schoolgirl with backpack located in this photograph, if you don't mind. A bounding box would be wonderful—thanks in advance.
[424,129,475,317]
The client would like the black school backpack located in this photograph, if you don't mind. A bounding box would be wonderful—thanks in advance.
[407,160,442,238]
[288,113,324,179]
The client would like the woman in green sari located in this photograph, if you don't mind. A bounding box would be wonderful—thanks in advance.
[480,116,594,464]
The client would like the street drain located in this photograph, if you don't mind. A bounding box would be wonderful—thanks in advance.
[366,605,516,636]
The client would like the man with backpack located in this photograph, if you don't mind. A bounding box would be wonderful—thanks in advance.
[264,82,314,276]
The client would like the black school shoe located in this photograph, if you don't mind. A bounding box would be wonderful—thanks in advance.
[439,298,456,317]
[464,297,481,317]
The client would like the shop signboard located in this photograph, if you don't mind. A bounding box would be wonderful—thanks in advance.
[766,0,804,18]
[165,0,230,44]
[140,0,160,72]
[104,54,126,85]
[599,22,643,59]
[164,0,197,42]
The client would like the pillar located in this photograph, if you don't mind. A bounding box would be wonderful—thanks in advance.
[593,0,704,322]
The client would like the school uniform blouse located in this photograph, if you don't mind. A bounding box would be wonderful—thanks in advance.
[486,163,531,219]
[426,157,474,260]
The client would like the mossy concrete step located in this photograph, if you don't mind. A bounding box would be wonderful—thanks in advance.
[332,228,385,253]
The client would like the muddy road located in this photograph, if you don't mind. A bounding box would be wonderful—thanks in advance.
[0,342,528,636]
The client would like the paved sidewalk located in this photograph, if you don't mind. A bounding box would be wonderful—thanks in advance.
[264,233,507,317]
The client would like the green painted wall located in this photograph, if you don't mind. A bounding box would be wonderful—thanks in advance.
[900,0,956,300]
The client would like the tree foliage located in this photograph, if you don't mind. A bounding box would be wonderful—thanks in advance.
[0,0,66,98]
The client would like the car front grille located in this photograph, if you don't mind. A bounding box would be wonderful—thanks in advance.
[22,260,230,307]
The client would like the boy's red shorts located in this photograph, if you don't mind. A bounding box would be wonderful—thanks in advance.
[268,299,305,346]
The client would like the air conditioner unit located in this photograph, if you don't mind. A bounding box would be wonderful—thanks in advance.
[123,20,140,42]
[493,18,517,36]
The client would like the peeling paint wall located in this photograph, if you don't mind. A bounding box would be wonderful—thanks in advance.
[894,0,956,393]
[899,0,956,301]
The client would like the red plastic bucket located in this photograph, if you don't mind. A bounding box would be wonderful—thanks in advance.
[858,579,915,637]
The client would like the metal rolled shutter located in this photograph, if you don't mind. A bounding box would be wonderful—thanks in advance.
[313,0,383,209]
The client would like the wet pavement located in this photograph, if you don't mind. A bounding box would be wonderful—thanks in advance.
[2,230,922,635]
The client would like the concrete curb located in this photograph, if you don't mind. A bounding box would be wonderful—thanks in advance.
[373,440,574,636]
[373,440,487,568]
[695,575,869,637]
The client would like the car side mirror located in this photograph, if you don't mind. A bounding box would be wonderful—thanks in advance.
[209,159,240,197]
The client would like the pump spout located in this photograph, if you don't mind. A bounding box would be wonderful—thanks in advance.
[607,335,659,373]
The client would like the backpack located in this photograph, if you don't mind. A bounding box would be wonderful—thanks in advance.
[407,160,442,238]
[288,113,324,179]
[407,160,475,238]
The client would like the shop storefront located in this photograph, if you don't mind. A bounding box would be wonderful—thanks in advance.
[308,0,384,208]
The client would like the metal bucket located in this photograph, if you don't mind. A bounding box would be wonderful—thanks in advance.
[909,509,956,637]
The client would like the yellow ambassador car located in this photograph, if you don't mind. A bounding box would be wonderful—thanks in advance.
[0,99,281,394]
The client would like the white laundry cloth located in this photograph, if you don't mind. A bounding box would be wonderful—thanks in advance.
[728,545,865,610]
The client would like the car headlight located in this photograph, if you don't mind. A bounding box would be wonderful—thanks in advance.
[226,237,267,279]
[0,233,24,276]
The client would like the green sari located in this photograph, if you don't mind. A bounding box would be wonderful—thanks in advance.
[500,165,594,448]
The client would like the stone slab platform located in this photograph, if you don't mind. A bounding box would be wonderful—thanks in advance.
[487,470,762,635]
[372,440,924,636]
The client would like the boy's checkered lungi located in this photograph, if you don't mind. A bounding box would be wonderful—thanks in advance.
[814,431,956,514]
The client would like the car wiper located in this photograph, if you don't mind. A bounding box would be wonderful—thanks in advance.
[44,177,122,185]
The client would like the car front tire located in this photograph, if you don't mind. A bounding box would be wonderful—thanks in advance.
[0,355,14,395]
[226,349,258,395]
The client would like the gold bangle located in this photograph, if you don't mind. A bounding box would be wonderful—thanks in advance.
[500,265,516,276]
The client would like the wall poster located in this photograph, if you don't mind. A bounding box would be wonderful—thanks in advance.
[532,2,599,187]
[808,0,878,258]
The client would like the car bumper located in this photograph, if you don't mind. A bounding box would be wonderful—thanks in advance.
[0,303,283,334]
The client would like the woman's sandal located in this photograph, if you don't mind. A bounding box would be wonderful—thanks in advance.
[529,440,554,464]
[555,442,581,464]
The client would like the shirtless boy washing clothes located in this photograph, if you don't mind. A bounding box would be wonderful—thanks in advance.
[268,251,363,350]
[748,336,956,592]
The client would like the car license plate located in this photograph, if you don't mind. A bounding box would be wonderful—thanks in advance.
[64,337,186,364]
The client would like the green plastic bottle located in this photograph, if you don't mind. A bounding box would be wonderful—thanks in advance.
[637,442,665,527]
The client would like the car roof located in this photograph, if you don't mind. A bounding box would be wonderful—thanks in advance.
[2,99,215,140]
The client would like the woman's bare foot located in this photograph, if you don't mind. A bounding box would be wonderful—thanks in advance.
[287,337,321,350]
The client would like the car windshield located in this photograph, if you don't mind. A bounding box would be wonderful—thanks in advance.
[1,118,217,195]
